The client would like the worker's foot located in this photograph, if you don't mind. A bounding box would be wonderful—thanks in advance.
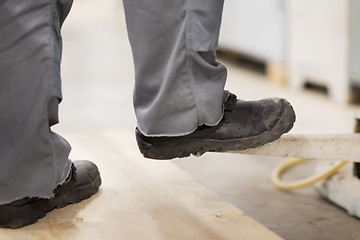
[136,92,296,159]
[0,160,101,229]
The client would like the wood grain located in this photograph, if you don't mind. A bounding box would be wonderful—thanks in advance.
[0,129,282,240]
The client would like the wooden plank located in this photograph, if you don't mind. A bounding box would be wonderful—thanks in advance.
[234,134,360,162]
[0,129,282,240]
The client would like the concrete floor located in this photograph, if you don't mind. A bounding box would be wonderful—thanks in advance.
[56,0,360,239]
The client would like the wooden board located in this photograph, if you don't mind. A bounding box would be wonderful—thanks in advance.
[0,129,282,240]
[235,134,360,162]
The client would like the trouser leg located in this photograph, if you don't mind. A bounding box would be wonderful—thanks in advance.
[0,0,73,204]
[123,0,227,136]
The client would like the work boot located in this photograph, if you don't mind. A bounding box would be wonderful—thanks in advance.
[0,160,101,229]
[136,92,296,159]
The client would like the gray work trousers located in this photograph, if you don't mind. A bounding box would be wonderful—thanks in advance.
[0,0,227,204]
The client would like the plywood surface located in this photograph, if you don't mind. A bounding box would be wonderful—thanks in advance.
[0,129,282,240]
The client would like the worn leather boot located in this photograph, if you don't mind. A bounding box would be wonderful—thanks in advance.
[136,92,296,159]
[0,160,101,229]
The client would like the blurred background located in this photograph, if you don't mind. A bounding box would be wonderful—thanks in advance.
[54,0,360,239]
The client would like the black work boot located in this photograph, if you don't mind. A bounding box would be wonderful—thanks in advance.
[0,160,101,229]
[136,92,296,160]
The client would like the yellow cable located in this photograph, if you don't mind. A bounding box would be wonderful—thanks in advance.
[271,158,348,190]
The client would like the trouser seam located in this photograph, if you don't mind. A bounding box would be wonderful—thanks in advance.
[184,6,201,127]
[46,0,58,189]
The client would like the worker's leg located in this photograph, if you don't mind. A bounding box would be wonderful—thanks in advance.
[123,0,227,136]
[0,0,73,204]
[123,0,296,159]
[0,1,102,229]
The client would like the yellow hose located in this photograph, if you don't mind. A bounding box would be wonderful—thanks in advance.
[271,158,349,190]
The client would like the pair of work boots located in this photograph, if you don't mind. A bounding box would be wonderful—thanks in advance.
[0,92,296,228]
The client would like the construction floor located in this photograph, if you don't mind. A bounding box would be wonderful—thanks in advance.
[49,0,360,239]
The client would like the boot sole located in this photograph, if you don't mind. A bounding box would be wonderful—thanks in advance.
[0,174,101,229]
[136,99,296,160]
